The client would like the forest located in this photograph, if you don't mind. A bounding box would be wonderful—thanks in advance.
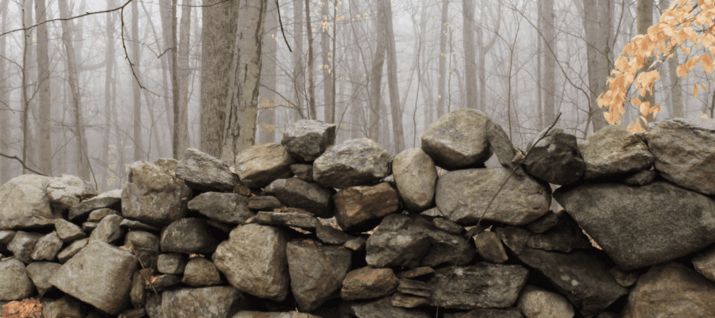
[0,0,709,190]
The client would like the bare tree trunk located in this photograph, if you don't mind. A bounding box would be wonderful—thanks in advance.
[380,0,405,151]
[478,1,500,113]
[368,7,386,142]
[103,6,116,188]
[34,0,52,175]
[175,0,192,156]
[0,0,8,180]
[304,0,317,119]
[293,0,305,119]
[582,0,613,132]
[130,1,143,161]
[462,0,478,109]
[21,0,32,174]
[320,0,336,123]
[637,0,655,128]
[540,0,556,127]
[437,0,449,117]
[658,0,684,118]
[257,0,278,143]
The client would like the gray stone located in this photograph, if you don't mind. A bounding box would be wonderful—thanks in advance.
[646,118,715,195]
[525,216,591,253]
[421,109,492,169]
[555,182,715,270]
[580,125,653,179]
[130,270,146,308]
[160,218,218,254]
[124,231,159,268]
[57,238,88,263]
[341,267,398,300]
[432,217,463,235]
[290,164,314,181]
[188,192,254,224]
[0,174,53,229]
[0,230,15,246]
[247,195,283,211]
[522,129,585,185]
[86,207,118,223]
[313,138,392,188]
[422,226,474,267]
[623,169,657,186]
[50,241,138,314]
[82,222,97,232]
[436,168,551,225]
[397,278,431,298]
[446,308,523,318]
[344,236,366,252]
[487,120,519,168]
[334,182,400,231]
[233,312,320,318]
[474,230,509,263]
[365,215,432,268]
[147,274,181,291]
[692,245,715,282]
[122,161,188,226]
[282,119,337,161]
[42,296,83,318]
[120,218,160,232]
[624,263,715,318]
[609,267,639,288]
[26,261,60,295]
[7,231,41,263]
[235,143,294,188]
[391,293,430,309]
[399,266,435,279]
[517,286,574,318]
[30,231,63,261]
[68,189,122,221]
[316,224,354,245]
[176,148,238,191]
[254,210,319,229]
[161,286,242,318]
[89,214,123,243]
[525,212,560,234]
[350,297,430,318]
[213,224,289,301]
[54,219,85,242]
[0,258,34,300]
[393,148,437,211]
[286,239,352,311]
[157,253,187,274]
[430,263,528,310]
[264,178,333,217]
[182,257,222,287]
[47,174,95,210]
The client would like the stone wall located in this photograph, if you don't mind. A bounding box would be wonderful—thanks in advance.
[1,109,715,318]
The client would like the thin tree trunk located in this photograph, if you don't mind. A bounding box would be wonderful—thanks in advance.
[320,0,336,123]
[21,0,32,174]
[103,7,116,188]
[637,0,655,128]
[658,0,684,118]
[304,0,317,119]
[582,0,613,132]
[130,1,143,161]
[176,0,192,156]
[368,8,386,141]
[0,0,8,180]
[540,0,556,127]
[293,0,305,119]
[35,0,52,175]
[437,0,449,117]
[462,0,478,109]
[380,0,405,151]
[257,0,278,143]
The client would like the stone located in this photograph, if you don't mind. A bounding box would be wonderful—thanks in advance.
[525,212,560,234]
[213,224,289,301]
[122,161,188,226]
[50,241,138,314]
[68,189,122,221]
[350,297,430,318]
[0,230,15,246]
[392,148,437,211]
[235,143,294,188]
[474,230,509,263]
[120,218,160,232]
[248,195,283,211]
[316,224,354,245]
[161,286,242,318]
[522,129,585,185]
[397,279,431,298]
[525,216,591,253]
[188,192,254,224]
[399,266,435,279]
[487,120,519,168]
[42,297,83,318]
[130,270,147,308]
[646,118,715,195]
[182,257,222,287]
[86,208,118,222]
[431,217,463,235]
[233,312,320,318]
[254,210,319,229]
[555,181,715,270]
[176,148,238,191]
[623,263,715,318]
[365,215,431,268]
[344,236,366,251]
[290,164,314,181]
[517,286,574,318]
[436,168,551,225]
[580,125,654,179]
[160,218,218,254]
[430,263,528,310]
[57,238,87,263]
[622,169,657,186]
[282,119,337,161]
[7,231,41,263]
[391,293,430,309]
[26,261,60,295]
[89,214,123,243]
[422,226,474,267]
[124,231,159,268]
[286,239,352,311]
[0,174,53,229]
[341,267,398,300]
[265,178,333,217]
[54,219,85,242]
[120,309,146,318]
[421,109,492,169]
[0,258,34,300]
[334,183,400,231]
[446,309,524,318]
[157,253,187,274]
[30,231,63,261]
[313,138,392,188]
[82,222,97,232]
[692,246,715,282]
[147,274,181,291]
[47,174,95,209]
[609,267,639,288]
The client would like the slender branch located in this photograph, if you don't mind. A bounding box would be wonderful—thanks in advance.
[0,153,47,176]
[276,0,293,52]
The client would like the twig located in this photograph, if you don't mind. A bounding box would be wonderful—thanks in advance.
[276,0,293,52]
[0,153,47,176]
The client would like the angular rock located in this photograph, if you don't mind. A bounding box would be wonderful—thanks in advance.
[316,224,354,245]
[646,118,715,195]
[446,309,523,318]
[89,214,123,243]
[693,246,715,282]
[188,192,254,224]
[147,274,181,291]
[57,238,88,263]
[265,178,333,217]
[290,164,314,181]
[0,258,34,300]
[344,236,366,252]
[182,257,222,287]
[334,182,400,231]
[474,230,509,263]
[47,174,95,209]
[176,148,238,191]
[522,129,585,185]
[7,231,41,263]
[0,230,15,246]
[160,218,218,254]
[161,286,242,318]
[0,174,53,229]
[26,261,60,295]
[580,125,653,179]
[555,182,715,270]
[50,241,138,314]
[517,286,574,318]
[525,212,560,234]
[247,195,283,211]
[86,208,118,223]
[392,148,437,211]
[350,297,430,318]
[42,297,83,318]
[525,216,591,253]
[313,138,392,188]
[341,267,398,300]
[157,253,187,274]
[30,231,63,261]
[130,268,150,307]
[430,263,528,310]
[213,224,289,301]
[399,266,435,279]
[422,227,474,267]
[286,239,352,311]
[436,168,551,225]
[391,293,430,309]
[120,218,159,232]
[624,263,715,318]
[622,169,657,186]
[421,109,492,169]
[122,161,188,225]
[54,219,85,242]
[235,143,294,188]
[397,279,431,298]
[254,210,319,229]
[282,119,337,162]
[487,120,519,168]
[365,215,432,268]
[123,231,159,268]
[431,217,463,235]
[233,312,320,318]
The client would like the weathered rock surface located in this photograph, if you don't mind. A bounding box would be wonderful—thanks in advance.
[176,148,238,191]
[213,224,289,301]
[693,246,715,282]
[0,174,53,229]
[248,195,283,211]
[157,253,187,274]
[316,224,354,245]
[350,297,430,318]
[421,109,492,169]
[235,143,294,188]
[334,183,400,231]
[474,230,509,263]
[86,208,118,223]
[646,118,715,195]
[54,219,85,242]
[517,285,574,318]
[8,231,41,263]
[50,241,137,314]
[313,138,392,188]
[160,218,218,254]
[265,178,333,217]
[68,189,121,220]
[188,192,254,224]
[290,164,314,181]
[580,125,653,179]
[26,261,61,295]
[341,267,398,300]
[42,296,83,318]
[522,129,584,185]
[57,238,88,263]
[122,161,187,225]
[282,119,336,162]
[422,226,474,267]
[436,168,551,225]
[555,182,715,270]
[445,308,523,318]
[366,215,431,268]
[392,148,437,211]
[182,257,222,287]
[47,174,95,209]
[0,258,34,300]
[487,120,519,168]
[255,210,319,229]
[429,263,528,310]
[90,214,123,243]
[233,312,320,318]
[30,231,63,261]
[161,286,242,318]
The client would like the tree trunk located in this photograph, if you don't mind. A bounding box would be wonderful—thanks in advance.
[637,0,655,128]
[539,0,556,127]
[659,0,684,118]
[257,0,278,143]
[368,6,386,141]
[176,0,192,156]
[320,0,336,123]
[0,0,8,180]
[380,0,405,151]
[292,0,305,119]
[462,0,478,109]
[437,0,449,117]
[304,0,317,119]
[582,0,613,132]
[35,0,52,175]
[130,0,143,161]
[103,5,116,188]
[21,0,32,174]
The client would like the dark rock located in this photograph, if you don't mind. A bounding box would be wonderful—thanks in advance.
[334,182,400,231]
[188,192,254,224]
[313,138,392,188]
[0,230,14,246]
[517,285,574,318]
[265,178,333,217]
[393,148,437,211]
[487,120,519,168]
[254,210,319,229]
[422,226,474,267]
[89,214,123,243]
[609,267,639,288]
[522,128,585,185]
[399,266,435,279]
[397,279,431,298]
[161,286,242,318]
[0,174,53,229]
[474,230,509,263]
[68,189,121,221]
[54,219,85,242]
[235,143,294,188]
[233,312,320,318]
[182,257,222,287]
[290,164,314,181]
[26,261,60,295]
[124,231,159,268]
[622,169,657,186]
[30,231,63,261]
[421,109,492,169]
[247,195,283,211]
[7,231,41,263]
[176,148,238,191]
[365,215,431,268]
[525,216,591,253]
[525,212,560,234]
[42,296,83,318]
[446,309,523,318]
[160,218,218,254]
[431,218,463,235]
[147,274,181,291]
[430,263,528,310]
[316,224,354,245]
[0,258,34,300]
[344,236,366,252]
[580,125,653,179]
[119,308,146,318]
[86,208,118,223]
[693,246,715,282]
[57,238,88,263]
[391,293,430,309]
[120,218,160,232]
[157,253,187,274]
[130,269,148,308]
[122,161,188,226]
[282,119,336,161]
[341,267,398,300]
[350,297,430,318]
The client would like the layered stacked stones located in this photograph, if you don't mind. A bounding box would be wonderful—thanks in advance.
[0,114,714,318]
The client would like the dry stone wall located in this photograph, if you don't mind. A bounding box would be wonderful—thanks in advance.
[1,110,715,318]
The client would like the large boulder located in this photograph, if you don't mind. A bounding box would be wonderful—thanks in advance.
[281,119,336,162]
[46,174,95,210]
[436,168,551,225]
[313,138,392,188]
[555,182,715,270]
[421,109,492,169]
[161,286,243,318]
[392,149,437,211]
[213,224,289,301]
[187,192,254,224]
[265,178,333,217]
[624,263,715,317]
[122,161,188,226]
[522,129,585,185]
[176,148,238,191]
[0,258,34,300]
[334,183,400,231]
[0,174,53,229]
[235,143,294,188]
[341,267,398,300]
[429,263,529,310]
[580,125,653,179]
[160,218,218,254]
[50,241,137,314]
[646,118,715,195]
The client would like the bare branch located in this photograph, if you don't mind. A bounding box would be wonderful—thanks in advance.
[0,153,47,176]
